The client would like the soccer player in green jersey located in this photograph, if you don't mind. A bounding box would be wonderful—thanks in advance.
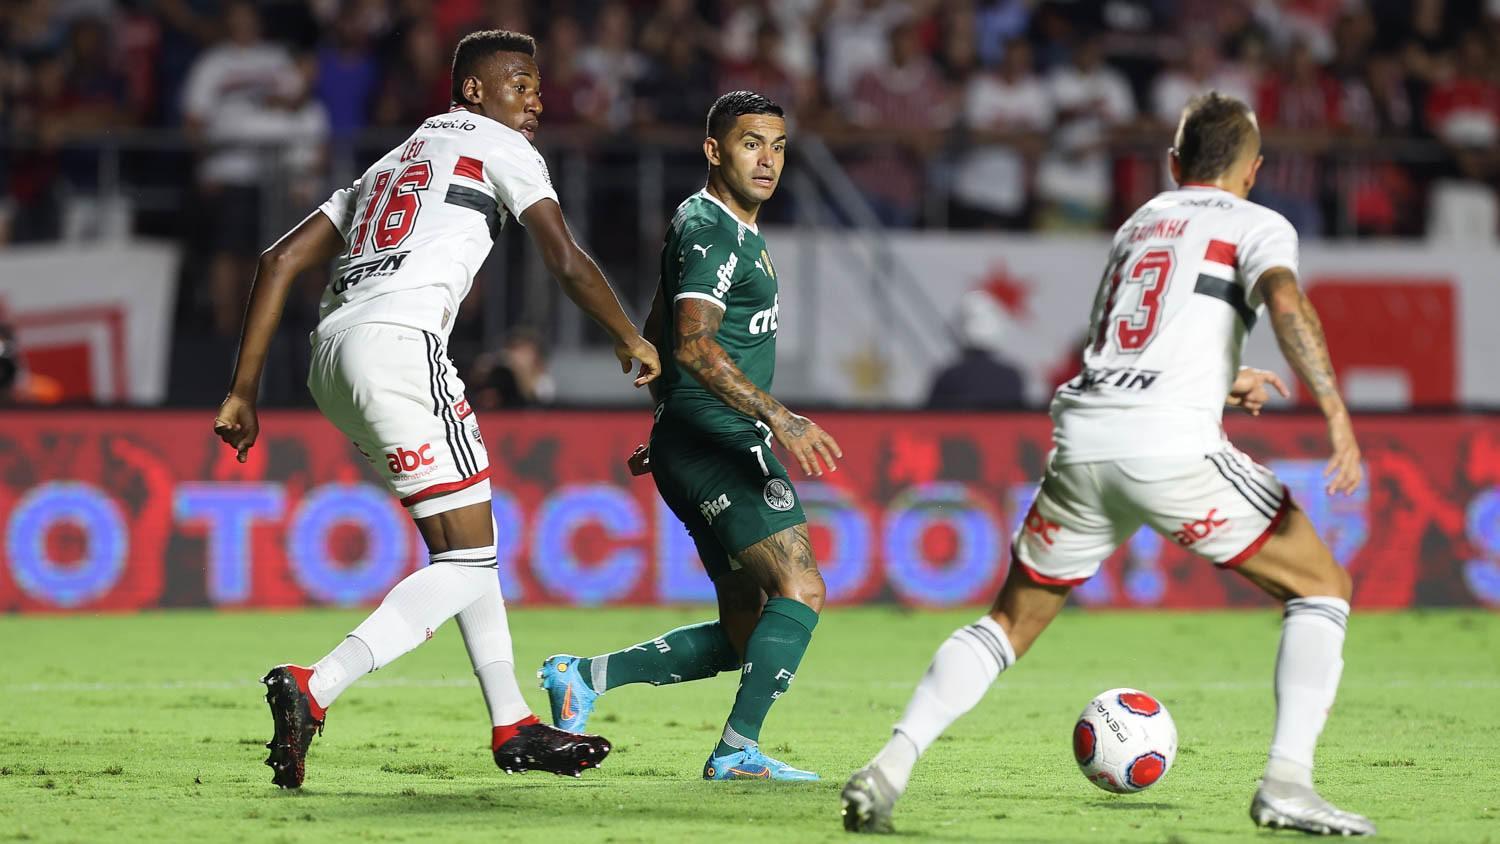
[538,91,842,781]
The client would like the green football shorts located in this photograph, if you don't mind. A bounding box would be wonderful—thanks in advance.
[649,412,807,581]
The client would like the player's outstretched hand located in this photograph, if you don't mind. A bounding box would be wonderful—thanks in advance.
[214,394,259,463]
[1226,367,1289,416]
[627,444,651,476]
[1324,412,1363,496]
[771,412,843,477]
[616,335,661,387]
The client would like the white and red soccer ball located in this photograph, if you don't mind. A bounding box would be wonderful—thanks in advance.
[1073,688,1178,794]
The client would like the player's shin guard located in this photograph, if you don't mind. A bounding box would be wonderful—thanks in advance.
[344,547,499,672]
[578,621,740,692]
[713,598,818,757]
[455,570,531,728]
[876,616,1015,793]
[1266,596,1348,787]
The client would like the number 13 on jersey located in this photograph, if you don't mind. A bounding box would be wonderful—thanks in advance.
[1091,247,1175,353]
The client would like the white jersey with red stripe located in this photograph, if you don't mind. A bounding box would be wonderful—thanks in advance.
[312,109,556,344]
[1049,184,1299,463]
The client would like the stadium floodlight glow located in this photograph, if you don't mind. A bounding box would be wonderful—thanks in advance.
[533,484,646,605]
[287,483,408,606]
[883,482,1002,607]
[6,482,128,608]
[174,483,286,604]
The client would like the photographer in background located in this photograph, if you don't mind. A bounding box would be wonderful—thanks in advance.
[0,323,64,405]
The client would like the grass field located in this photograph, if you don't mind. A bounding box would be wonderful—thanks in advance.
[1,607,1495,842]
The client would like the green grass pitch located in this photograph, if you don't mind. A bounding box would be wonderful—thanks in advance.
[2,607,1496,842]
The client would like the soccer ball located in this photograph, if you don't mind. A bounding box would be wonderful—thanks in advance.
[1072,688,1178,794]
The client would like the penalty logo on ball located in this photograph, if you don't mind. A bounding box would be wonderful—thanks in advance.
[763,478,795,511]
[1073,687,1177,795]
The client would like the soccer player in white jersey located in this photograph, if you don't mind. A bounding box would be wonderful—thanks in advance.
[841,92,1375,836]
[212,30,661,789]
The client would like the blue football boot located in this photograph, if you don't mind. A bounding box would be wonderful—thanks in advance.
[537,654,600,733]
[702,743,820,781]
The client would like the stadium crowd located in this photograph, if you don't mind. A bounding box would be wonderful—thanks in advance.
[4,0,1500,243]
[2,0,1498,402]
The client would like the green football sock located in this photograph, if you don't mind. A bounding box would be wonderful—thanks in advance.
[576,621,740,692]
[714,597,819,757]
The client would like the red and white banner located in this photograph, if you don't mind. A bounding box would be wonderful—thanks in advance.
[763,229,1500,410]
[0,242,179,404]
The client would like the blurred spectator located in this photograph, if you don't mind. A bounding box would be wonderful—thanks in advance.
[1423,32,1500,240]
[315,10,379,139]
[1254,40,1345,236]
[952,38,1053,228]
[473,328,555,409]
[576,1,646,131]
[722,0,820,81]
[936,0,981,86]
[844,21,954,225]
[926,288,1025,409]
[0,323,65,405]
[1036,36,1137,230]
[823,0,911,101]
[181,0,301,336]
[974,0,1031,68]
[372,18,452,128]
[719,22,803,119]
[1152,38,1256,126]
[635,38,715,130]
[528,16,606,130]
[639,0,717,62]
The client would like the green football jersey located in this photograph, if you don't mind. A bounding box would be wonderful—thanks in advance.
[654,189,780,428]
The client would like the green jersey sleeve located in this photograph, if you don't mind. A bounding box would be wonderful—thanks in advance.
[673,225,742,309]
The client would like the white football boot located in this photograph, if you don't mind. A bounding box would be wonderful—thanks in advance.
[841,766,899,834]
[1251,778,1377,836]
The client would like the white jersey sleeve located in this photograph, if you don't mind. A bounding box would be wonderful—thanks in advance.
[1236,211,1299,308]
[318,180,361,238]
[484,130,557,225]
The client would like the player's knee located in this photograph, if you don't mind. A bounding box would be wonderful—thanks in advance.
[793,569,826,614]
[1310,557,1352,601]
[768,568,825,613]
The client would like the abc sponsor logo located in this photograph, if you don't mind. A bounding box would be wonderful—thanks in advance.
[1024,507,1060,546]
[1172,509,1227,547]
[385,444,435,474]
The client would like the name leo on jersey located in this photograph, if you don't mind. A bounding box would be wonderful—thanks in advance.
[1067,366,1162,393]
[334,251,410,293]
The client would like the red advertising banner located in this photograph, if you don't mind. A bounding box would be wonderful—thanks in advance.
[1,410,1497,612]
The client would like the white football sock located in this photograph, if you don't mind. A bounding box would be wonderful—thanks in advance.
[346,547,498,671]
[876,616,1016,794]
[455,571,530,727]
[1266,596,1348,788]
[308,635,374,709]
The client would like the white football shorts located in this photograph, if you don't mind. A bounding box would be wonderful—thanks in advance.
[308,322,491,519]
[1012,445,1291,585]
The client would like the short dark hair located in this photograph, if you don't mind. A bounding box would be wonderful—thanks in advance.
[451,30,536,105]
[706,91,784,142]
[1173,92,1259,183]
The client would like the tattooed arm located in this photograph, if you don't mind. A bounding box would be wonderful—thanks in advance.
[1256,267,1362,494]
[674,297,842,476]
